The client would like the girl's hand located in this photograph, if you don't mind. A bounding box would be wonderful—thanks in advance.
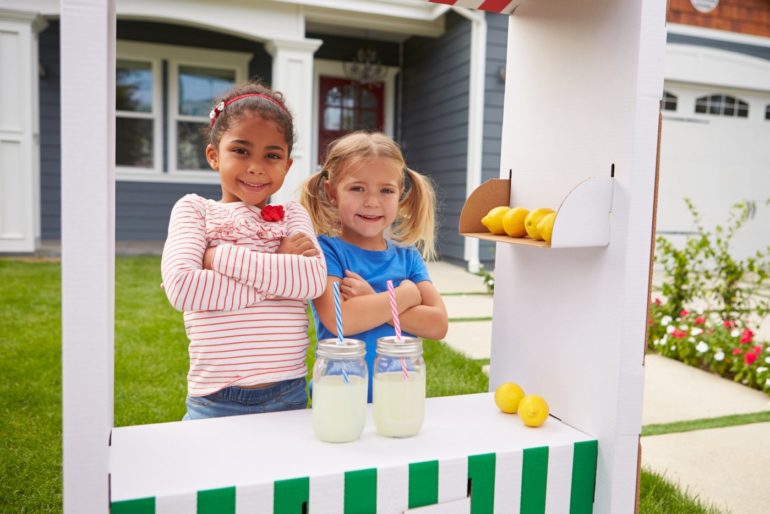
[203,247,216,270]
[398,279,422,309]
[339,270,376,300]
[277,233,320,257]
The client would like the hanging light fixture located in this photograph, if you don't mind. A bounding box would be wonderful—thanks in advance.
[343,46,387,86]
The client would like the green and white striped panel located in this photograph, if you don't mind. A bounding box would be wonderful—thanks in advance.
[111,440,597,514]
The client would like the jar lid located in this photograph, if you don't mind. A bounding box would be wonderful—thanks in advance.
[317,338,366,358]
[376,336,422,357]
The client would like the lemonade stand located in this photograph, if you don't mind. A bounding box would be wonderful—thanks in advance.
[61,0,666,512]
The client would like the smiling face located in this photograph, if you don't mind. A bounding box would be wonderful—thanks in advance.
[206,112,293,207]
[325,157,403,250]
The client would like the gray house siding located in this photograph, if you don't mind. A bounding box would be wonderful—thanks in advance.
[479,12,508,268]
[39,22,61,240]
[38,21,270,241]
[667,33,770,62]
[401,11,471,264]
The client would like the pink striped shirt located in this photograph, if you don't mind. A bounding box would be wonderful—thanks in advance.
[161,194,327,397]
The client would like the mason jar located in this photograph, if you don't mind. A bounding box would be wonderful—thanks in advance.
[312,338,368,443]
[373,336,426,438]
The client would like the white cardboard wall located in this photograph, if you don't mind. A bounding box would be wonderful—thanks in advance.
[61,1,115,512]
[489,0,665,513]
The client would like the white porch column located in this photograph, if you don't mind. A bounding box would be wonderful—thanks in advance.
[265,38,322,204]
[0,9,46,253]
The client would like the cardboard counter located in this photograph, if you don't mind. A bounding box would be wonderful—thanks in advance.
[110,393,598,513]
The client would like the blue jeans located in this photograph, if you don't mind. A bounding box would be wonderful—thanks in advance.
[183,378,308,420]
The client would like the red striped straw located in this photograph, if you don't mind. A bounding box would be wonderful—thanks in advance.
[386,280,409,380]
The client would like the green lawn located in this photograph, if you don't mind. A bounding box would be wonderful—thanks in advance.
[0,257,722,513]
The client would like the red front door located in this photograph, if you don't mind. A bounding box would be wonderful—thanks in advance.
[318,77,384,164]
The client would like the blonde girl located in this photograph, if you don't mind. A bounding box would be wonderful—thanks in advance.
[161,81,327,419]
[301,131,448,401]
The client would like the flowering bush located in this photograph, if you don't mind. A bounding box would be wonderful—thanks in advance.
[648,300,770,396]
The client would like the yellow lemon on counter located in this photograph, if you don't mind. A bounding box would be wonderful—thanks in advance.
[481,206,511,235]
[517,394,549,427]
[502,207,529,238]
[537,212,557,244]
[494,382,526,414]
[524,208,555,240]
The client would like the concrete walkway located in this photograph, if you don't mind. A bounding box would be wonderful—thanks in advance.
[426,260,770,514]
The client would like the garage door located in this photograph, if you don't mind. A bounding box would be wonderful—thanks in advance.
[657,81,770,260]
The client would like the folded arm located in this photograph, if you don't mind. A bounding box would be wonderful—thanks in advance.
[392,281,448,340]
[161,199,262,312]
[313,276,422,336]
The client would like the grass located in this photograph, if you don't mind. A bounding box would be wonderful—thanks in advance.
[0,257,728,513]
[639,468,723,513]
[642,410,770,437]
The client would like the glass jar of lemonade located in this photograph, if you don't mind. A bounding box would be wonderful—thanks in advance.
[373,336,426,438]
[312,339,368,443]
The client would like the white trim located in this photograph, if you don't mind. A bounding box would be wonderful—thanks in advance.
[665,43,770,92]
[668,22,770,49]
[312,59,399,167]
[452,6,485,274]
[0,13,43,252]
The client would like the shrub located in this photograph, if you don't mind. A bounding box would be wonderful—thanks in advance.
[648,302,770,395]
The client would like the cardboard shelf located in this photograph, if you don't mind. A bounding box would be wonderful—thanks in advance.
[458,176,614,248]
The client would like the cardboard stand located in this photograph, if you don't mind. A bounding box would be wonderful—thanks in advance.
[459,172,614,248]
[60,0,666,512]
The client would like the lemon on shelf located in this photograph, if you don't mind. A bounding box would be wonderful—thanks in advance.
[524,208,555,240]
[517,394,549,427]
[537,212,556,244]
[494,382,526,414]
[481,206,511,235]
[502,207,529,238]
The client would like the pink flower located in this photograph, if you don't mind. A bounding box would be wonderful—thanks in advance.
[732,348,743,356]
[694,316,705,325]
[671,329,688,339]
[654,298,662,305]
[723,320,735,328]
[739,329,754,345]
[261,204,285,222]
[680,309,689,317]
[745,352,758,365]
[753,345,763,354]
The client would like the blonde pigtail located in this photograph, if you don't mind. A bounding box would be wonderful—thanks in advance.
[393,167,437,261]
[300,171,339,236]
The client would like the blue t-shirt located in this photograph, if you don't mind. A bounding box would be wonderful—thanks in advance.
[311,235,431,401]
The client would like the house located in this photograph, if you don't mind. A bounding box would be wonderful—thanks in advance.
[658,0,770,259]
[1,0,506,272]
[1,0,768,265]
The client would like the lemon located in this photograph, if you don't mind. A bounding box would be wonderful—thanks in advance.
[524,208,555,240]
[481,206,511,235]
[517,394,549,427]
[494,382,526,414]
[502,207,529,238]
[537,212,557,244]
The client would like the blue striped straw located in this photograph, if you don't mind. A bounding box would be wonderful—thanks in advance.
[332,281,349,384]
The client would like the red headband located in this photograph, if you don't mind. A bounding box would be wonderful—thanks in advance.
[209,93,290,127]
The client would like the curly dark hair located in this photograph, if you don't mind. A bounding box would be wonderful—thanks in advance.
[206,80,295,154]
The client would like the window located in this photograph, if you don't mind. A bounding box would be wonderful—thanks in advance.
[172,65,237,172]
[318,77,383,163]
[662,91,677,111]
[116,41,249,182]
[116,58,161,171]
[694,94,749,118]
[765,105,770,121]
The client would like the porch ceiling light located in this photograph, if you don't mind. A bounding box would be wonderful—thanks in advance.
[343,46,387,86]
